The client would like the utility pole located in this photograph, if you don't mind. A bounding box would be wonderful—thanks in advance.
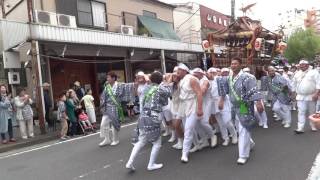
[231,0,235,23]
[1,0,6,19]
[31,40,46,134]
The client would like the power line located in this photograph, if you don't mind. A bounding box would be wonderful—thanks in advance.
[176,8,200,30]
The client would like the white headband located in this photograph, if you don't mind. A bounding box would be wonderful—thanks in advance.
[192,67,204,74]
[207,67,217,73]
[177,63,190,72]
[221,68,230,72]
[243,67,250,72]
[299,60,309,65]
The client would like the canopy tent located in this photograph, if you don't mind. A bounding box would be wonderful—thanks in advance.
[138,15,180,41]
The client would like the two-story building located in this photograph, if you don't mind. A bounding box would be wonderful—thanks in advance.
[172,2,230,68]
[0,0,202,132]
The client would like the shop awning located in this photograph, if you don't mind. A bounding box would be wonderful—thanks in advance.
[138,15,180,40]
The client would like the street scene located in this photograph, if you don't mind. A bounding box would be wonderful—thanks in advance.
[0,0,320,180]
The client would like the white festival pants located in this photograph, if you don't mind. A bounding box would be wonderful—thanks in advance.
[100,115,112,138]
[19,119,34,138]
[237,115,253,159]
[215,111,237,140]
[254,108,268,126]
[195,103,214,142]
[182,113,198,154]
[272,100,291,125]
[127,130,162,166]
[297,100,317,131]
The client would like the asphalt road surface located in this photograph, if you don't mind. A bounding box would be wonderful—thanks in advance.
[0,110,320,180]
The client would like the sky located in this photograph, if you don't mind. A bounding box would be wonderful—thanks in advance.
[160,0,320,32]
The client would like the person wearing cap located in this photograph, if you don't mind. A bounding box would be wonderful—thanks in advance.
[176,63,203,163]
[292,60,320,134]
[73,81,85,100]
[218,57,264,165]
[208,67,238,146]
[99,71,136,147]
[266,66,292,128]
[189,68,217,153]
[43,82,53,128]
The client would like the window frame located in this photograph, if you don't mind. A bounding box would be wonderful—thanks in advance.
[76,0,107,30]
[142,10,157,18]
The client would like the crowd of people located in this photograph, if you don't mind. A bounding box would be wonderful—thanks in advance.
[96,56,320,172]
[1,55,319,172]
[0,86,35,143]
[0,80,98,144]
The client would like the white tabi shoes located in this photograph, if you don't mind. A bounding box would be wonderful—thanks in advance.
[231,135,238,145]
[210,135,218,148]
[284,123,291,128]
[222,139,230,146]
[237,158,248,165]
[125,162,135,171]
[172,139,183,150]
[147,164,163,171]
[189,144,200,153]
[181,153,189,163]
[99,137,111,147]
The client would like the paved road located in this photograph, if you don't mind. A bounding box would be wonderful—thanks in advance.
[0,110,320,180]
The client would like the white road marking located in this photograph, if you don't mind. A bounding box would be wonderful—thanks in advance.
[307,152,320,180]
[75,164,112,180]
[0,122,137,160]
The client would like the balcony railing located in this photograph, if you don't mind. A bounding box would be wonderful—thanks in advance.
[0,20,203,53]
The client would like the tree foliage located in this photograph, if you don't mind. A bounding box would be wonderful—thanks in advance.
[284,28,320,63]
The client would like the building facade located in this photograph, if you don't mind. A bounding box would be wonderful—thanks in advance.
[0,0,202,132]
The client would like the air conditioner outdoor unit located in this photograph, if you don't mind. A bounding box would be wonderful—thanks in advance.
[57,14,77,28]
[34,10,58,25]
[120,25,134,35]
[8,72,20,85]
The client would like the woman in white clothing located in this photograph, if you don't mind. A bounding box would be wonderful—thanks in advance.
[14,88,34,139]
[81,89,97,128]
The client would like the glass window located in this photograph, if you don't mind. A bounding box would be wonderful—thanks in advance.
[224,19,227,26]
[219,18,222,24]
[143,10,157,18]
[123,12,138,34]
[207,14,212,21]
[213,16,217,23]
[91,1,106,28]
[77,0,93,26]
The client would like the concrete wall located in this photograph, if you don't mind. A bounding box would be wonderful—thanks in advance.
[3,0,56,22]
[173,3,201,44]
[107,0,174,32]
[4,0,29,22]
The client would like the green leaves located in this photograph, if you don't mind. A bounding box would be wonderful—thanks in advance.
[284,28,320,63]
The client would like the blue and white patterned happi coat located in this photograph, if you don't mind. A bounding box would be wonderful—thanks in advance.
[267,74,292,105]
[218,71,263,130]
[137,83,172,142]
[100,82,135,131]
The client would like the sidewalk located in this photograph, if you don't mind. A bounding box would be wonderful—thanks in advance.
[0,115,138,153]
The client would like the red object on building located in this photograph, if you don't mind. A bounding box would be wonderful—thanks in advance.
[200,5,230,31]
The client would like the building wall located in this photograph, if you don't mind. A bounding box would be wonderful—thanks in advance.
[4,0,29,22]
[3,0,56,22]
[173,2,201,44]
[200,5,230,38]
[107,0,174,32]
